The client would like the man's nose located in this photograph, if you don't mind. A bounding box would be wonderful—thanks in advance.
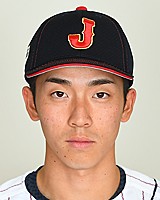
[68,99,92,128]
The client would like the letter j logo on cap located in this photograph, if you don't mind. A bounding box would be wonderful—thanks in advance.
[68,18,95,49]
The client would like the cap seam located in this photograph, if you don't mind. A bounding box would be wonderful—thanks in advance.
[33,17,55,68]
[105,16,126,71]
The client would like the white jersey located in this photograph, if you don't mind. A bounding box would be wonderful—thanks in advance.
[0,167,160,200]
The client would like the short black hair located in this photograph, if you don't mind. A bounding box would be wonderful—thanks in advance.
[123,79,130,103]
[27,76,131,105]
[27,77,36,104]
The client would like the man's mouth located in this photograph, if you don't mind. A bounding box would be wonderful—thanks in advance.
[65,137,95,149]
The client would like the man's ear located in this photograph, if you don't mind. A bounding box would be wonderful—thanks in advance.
[22,86,39,121]
[121,88,136,122]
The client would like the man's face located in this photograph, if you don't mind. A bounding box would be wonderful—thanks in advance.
[23,67,135,170]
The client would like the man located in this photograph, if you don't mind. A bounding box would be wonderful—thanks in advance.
[0,6,160,200]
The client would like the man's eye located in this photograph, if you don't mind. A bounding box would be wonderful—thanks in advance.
[51,91,68,98]
[93,92,109,99]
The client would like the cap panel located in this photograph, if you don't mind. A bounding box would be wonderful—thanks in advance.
[80,12,125,69]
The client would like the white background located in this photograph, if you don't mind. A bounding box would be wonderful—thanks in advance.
[0,0,160,183]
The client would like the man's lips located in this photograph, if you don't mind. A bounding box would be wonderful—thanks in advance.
[65,137,96,149]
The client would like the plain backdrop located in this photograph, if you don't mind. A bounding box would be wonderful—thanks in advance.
[0,0,160,184]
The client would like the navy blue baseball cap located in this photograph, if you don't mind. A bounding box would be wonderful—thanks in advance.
[25,6,134,86]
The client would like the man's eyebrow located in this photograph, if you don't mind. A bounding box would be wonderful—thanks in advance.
[88,78,115,86]
[45,77,114,86]
[45,77,71,86]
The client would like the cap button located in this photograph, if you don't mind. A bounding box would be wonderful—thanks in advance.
[76,6,87,11]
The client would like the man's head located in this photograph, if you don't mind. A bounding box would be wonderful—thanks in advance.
[22,7,136,169]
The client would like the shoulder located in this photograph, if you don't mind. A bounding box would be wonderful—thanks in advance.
[0,172,35,200]
[123,167,160,199]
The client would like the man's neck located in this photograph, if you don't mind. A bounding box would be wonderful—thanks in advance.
[37,156,120,200]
